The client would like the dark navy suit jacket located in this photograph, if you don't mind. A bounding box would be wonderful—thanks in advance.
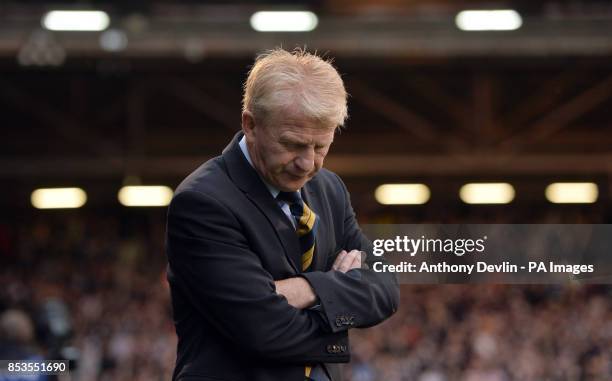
[166,132,399,381]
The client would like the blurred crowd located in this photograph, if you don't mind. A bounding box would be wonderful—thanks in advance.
[347,285,611,381]
[0,210,610,381]
[0,212,176,381]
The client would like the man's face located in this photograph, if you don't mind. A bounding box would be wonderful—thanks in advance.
[243,109,336,192]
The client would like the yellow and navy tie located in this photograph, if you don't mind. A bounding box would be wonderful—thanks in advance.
[277,191,317,272]
[277,191,318,380]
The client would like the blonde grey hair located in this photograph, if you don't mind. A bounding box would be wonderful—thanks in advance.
[242,48,348,128]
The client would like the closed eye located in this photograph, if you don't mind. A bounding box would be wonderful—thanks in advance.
[281,139,309,151]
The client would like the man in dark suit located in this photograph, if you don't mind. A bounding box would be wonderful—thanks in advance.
[166,48,399,381]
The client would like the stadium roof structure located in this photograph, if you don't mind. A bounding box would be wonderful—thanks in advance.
[0,0,611,208]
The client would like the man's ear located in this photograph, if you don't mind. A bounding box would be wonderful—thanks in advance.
[241,111,256,138]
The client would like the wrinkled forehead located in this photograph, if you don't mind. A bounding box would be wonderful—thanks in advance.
[262,103,338,132]
[276,124,336,147]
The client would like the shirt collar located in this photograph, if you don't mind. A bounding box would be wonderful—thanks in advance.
[239,135,280,198]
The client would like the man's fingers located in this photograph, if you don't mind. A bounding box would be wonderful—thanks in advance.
[346,250,362,271]
[333,251,347,271]
[333,250,365,272]
[338,250,360,273]
[350,251,362,269]
[332,250,347,270]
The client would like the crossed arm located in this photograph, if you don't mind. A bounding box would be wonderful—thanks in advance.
[274,250,363,309]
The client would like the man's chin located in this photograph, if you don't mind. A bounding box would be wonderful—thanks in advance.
[278,176,310,192]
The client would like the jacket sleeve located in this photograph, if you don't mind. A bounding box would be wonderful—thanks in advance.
[300,174,400,333]
[166,190,350,364]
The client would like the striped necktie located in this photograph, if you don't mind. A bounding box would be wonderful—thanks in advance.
[278,191,318,380]
[277,191,317,272]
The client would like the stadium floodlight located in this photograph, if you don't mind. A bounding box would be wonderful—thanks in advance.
[545,182,598,204]
[459,183,515,204]
[455,10,522,31]
[42,10,110,31]
[118,186,173,207]
[250,11,318,32]
[375,184,430,205]
[31,187,87,209]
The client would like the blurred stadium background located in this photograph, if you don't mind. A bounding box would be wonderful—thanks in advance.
[0,0,610,380]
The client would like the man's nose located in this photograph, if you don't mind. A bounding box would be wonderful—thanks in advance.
[295,149,315,173]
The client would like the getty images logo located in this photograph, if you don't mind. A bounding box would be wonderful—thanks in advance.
[372,236,487,257]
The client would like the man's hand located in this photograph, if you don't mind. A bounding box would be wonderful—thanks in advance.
[332,250,362,273]
[274,277,317,309]
[275,250,363,309]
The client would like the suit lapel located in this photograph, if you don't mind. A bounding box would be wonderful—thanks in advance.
[222,132,301,273]
[246,192,302,273]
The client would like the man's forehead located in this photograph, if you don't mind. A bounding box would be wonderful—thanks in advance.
[277,126,335,143]
[267,104,336,129]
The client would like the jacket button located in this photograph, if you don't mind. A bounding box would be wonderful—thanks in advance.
[343,316,354,326]
[335,317,343,327]
[326,344,343,354]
